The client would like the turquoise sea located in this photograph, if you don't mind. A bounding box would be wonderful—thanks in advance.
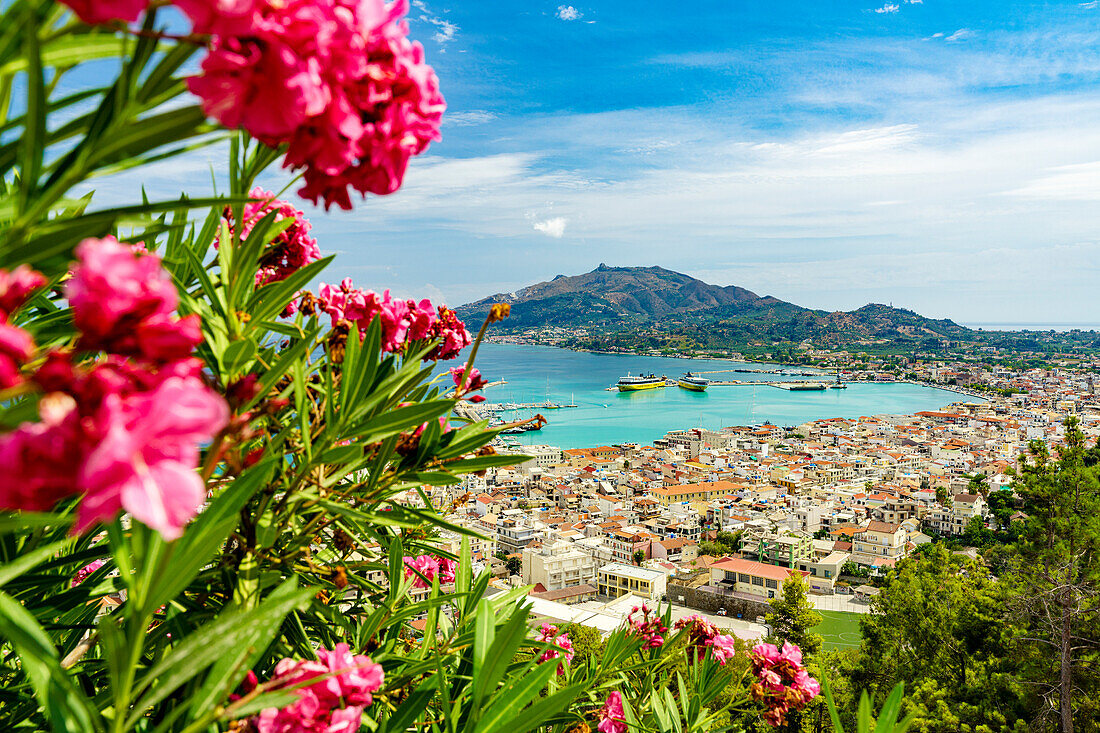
[458,344,977,449]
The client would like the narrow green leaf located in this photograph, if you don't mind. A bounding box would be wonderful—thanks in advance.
[0,592,101,733]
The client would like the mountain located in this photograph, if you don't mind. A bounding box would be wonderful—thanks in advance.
[457,265,974,351]
[460,264,801,327]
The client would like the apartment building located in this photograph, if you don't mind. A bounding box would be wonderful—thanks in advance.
[496,519,537,555]
[597,563,667,601]
[709,557,809,600]
[649,480,739,506]
[850,521,909,568]
[521,540,600,591]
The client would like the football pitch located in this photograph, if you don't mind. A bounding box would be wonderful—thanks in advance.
[814,610,862,650]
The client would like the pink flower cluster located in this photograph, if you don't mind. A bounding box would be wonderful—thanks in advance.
[748,642,821,727]
[0,265,46,390]
[316,279,471,359]
[0,240,228,541]
[67,236,202,363]
[672,615,737,665]
[222,188,321,289]
[60,0,146,24]
[598,691,627,733]
[255,643,384,733]
[534,623,574,674]
[0,265,46,322]
[71,559,107,588]
[448,363,487,402]
[624,604,667,649]
[402,554,457,589]
[182,0,444,210]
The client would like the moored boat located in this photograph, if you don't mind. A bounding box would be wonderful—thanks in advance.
[677,373,708,392]
[617,373,666,392]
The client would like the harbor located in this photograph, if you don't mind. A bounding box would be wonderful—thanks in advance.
[455,343,977,448]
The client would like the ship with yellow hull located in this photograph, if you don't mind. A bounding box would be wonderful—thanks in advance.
[617,373,666,392]
[677,373,708,392]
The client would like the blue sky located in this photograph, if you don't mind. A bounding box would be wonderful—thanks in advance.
[95,1,1100,322]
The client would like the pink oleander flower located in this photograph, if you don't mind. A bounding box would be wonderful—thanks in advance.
[427,306,471,361]
[436,556,457,583]
[188,34,328,142]
[749,641,820,727]
[175,0,261,36]
[624,604,667,649]
[403,554,438,588]
[71,559,106,588]
[244,189,321,286]
[674,614,736,665]
[60,0,147,24]
[0,323,34,389]
[535,623,574,674]
[403,553,455,588]
[0,394,82,513]
[598,691,627,733]
[66,237,201,362]
[76,374,229,541]
[185,0,443,210]
[707,634,738,665]
[316,280,467,360]
[448,363,486,393]
[0,265,46,321]
[255,644,384,733]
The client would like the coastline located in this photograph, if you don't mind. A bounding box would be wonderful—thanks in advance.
[484,338,826,371]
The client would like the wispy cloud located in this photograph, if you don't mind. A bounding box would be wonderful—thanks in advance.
[1080,1,1099,9]
[874,3,900,14]
[533,217,568,237]
[444,110,499,127]
[945,28,975,42]
[556,5,582,20]
[412,1,458,45]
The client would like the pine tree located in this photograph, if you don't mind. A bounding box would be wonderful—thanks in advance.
[1014,417,1100,732]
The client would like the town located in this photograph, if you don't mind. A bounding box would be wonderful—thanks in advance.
[390,362,1099,641]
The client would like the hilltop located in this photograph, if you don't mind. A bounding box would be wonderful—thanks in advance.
[457,265,972,353]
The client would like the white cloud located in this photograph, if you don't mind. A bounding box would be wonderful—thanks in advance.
[556,5,582,21]
[905,0,923,4]
[1001,161,1100,201]
[1080,1,1099,9]
[874,3,900,13]
[443,110,499,127]
[412,1,459,46]
[945,28,975,42]
[533,217,568,238]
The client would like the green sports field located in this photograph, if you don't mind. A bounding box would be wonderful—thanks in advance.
[813,611,863,650]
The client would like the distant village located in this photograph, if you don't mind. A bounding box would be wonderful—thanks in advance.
[388,362,1100,637]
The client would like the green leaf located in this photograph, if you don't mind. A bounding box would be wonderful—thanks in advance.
[353,400,454,444]
[877,682,905,733]
[0,591,101,733]
[857,690,872,733]
[0,538,74,589]
[222,338,257,377]
[0,33,122,77]
[820,675,846,733]
[126,580,313,728]
[382,678,437,731]
[245,256,334,326]
[18,11,45,214]
[241,326,320,412]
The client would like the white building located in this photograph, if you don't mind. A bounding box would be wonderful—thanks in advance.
[521,540,600,591]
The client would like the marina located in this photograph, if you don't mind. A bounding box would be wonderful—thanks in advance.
[455,343,979,448]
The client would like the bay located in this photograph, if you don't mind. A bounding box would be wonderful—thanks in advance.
[458,343,978,449]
